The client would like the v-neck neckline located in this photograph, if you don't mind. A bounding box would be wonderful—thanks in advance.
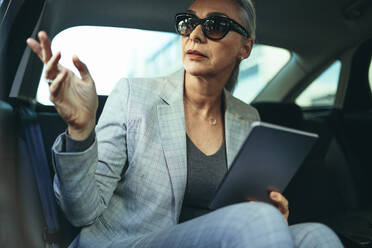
[186,134,225,158]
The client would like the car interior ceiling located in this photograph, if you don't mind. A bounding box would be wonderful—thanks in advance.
[1,0,372,247]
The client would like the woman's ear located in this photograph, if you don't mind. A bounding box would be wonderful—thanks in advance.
[239,37,254,60]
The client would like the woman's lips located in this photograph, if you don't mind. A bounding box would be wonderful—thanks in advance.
[186,50,208,60]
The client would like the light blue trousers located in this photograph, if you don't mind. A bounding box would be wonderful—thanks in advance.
[71,202,343,247]
[128,202,343,248]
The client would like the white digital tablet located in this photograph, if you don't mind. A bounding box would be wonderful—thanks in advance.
[209,121,318,210]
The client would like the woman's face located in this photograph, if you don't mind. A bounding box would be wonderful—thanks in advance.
[182,0,253,80]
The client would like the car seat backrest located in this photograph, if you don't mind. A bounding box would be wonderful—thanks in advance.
[0,101,56,248]
[251,102,304,129]
[0,101,46,247]
[0,101,23,247]
[251,101,360,223]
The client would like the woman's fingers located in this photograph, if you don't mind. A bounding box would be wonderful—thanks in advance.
[270,191,289,212]
[26,38,43,61]
[270,191,289,221]
[26,31,53,64]
[49,69,68,100]
[72,55,92,82]
[45,51,61,80]
[38,31,53,63]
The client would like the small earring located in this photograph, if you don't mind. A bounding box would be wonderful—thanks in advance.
[240,56,244,60]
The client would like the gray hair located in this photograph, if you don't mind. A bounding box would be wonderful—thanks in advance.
[235,0,256,40]
[225,0,256,92]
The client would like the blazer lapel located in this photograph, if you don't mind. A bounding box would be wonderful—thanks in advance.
[224,89,255,169]
[157,70,187,222]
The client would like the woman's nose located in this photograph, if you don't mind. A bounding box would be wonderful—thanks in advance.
[189,24,206,43]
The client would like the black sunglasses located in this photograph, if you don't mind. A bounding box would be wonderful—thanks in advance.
[175,12,249,40]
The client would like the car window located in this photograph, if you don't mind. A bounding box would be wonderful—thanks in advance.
[369,57,372,93]
[36,26,290,105]
[36,26,182,105]
[233,46,291,103]
[296,60,341,108]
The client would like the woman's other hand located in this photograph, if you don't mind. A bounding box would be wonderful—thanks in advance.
[270,191,289,223]
[27,31,98,140]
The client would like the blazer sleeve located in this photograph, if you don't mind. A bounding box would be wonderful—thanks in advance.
[52,78,130,227]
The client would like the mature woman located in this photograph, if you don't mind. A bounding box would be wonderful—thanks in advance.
[27,0,343,247]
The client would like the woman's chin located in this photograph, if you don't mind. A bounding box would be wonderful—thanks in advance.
[184,64,214,77]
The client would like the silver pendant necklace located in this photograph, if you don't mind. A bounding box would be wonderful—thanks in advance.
[209,118,217,125]
[184,97,218,126]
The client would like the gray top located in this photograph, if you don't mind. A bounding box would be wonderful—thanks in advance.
[178,135,227,223]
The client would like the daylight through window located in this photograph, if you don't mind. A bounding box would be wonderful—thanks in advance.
[296,60,342,107]
[369,57,372,93]
[37,26,290,105]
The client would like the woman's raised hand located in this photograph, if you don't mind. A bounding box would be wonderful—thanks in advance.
[27,31,98,140]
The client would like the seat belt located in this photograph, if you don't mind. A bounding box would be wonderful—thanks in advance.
[19,106,61,248]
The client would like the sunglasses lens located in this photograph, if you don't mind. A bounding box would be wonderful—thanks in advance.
[176,15,197,36]
[203,18,229,40]
[175,14,231,40]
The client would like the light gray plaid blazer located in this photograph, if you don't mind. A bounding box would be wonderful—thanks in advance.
[52,69,260,247]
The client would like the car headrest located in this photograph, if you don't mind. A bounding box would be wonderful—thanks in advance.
[251,102,304,129]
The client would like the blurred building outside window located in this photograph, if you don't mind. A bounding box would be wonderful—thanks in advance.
[37,26,290,105]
